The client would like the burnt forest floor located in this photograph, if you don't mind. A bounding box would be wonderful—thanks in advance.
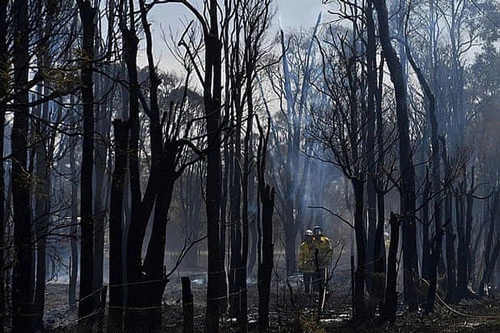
[42,276,500,332]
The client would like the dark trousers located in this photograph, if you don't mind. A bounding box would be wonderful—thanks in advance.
[303,272,315,293]
[313,266,327,293]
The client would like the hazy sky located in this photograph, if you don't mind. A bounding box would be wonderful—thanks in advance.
[144,1,326,71]
[275,0,324,28]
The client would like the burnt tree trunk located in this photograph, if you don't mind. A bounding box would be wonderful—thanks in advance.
[456,179,467,301]
[441,137,457,302]
[108,120,128,331]
[0,0,6,327]
[77,0,97,321]
[373,0,418,310]
[69,117,79,310]
[258,185,275,332]
[479,190,500,296]
[182,277,194,333]
[366,1,378,303]
[352,178,367,319]
[204,2,226,331]
[11,0,34,330]
[373,52,387,309]
[424,218,445,314]
[383,213,400,322]
[33,96,51,331]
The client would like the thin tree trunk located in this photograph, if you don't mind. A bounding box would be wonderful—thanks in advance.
[33,93,51,331]
[69,134,79,310]
[383,213,400,322]
[352,179,367,319]
[0,1,8,329]
[366,1,378,304]
[93,74,109,314]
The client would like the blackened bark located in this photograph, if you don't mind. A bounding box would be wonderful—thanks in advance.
[229,127,242,322]
[33,98,50,331]
[479,190,500,296]
[11,0,34,330]
[441,137,457,302]
[353,179,367,319]
[69,197,79,310]
[120,12,146,307]
[77,0,97,321]
[258,185,275,332]
[424,220,444,314]
[366,2,377,301]
[0,0,8,329]
[464,172,474,290]
[182,277,194,333]
[479,240,500,295]
[205,2,226,331]
[93,75,111,314]
[445,213,457,302]
[108,120,128,331]
[383,213,400,322]
[405,45,440,282]
[69,116,79,309]
[374,54,387,295]
[455,181,466,301]
[421,177,432,280]
[373,0,418,310]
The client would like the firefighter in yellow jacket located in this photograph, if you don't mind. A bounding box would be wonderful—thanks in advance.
[298,229,315,293]
[312,225,333,293]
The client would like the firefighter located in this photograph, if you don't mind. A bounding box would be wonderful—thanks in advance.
[298,229,315,293]
[312,225,333,293]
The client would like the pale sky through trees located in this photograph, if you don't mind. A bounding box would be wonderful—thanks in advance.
[143,0,326,72]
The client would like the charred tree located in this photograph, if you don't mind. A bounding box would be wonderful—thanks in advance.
[76,0,97,322]
[382,213,400,322]
[372,0,418,310]
[424,222,445,314]
[69,125,79,310]
[198,2,227,331]
[479,190,500,296]
[0,0,8,328]
[441,136,457,302]
[365,2,378,303]
[11,0,34,330]
[108,120,128,331]
[257,118,275,332]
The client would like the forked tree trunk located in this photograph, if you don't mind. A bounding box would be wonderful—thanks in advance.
[373,0,418,310]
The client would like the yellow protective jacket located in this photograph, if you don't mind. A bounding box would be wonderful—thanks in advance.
[313,235,333,267]
[298,241,316,273]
